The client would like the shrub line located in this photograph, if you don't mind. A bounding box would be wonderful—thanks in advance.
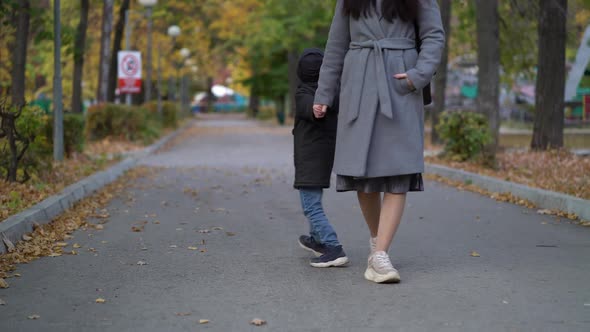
[0,119,195,254]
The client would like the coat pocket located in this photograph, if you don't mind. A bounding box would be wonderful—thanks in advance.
[388,55,414,96]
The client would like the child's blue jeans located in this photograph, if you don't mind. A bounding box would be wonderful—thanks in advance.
[299,188,340,247]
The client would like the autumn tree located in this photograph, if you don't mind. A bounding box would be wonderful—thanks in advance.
[474,0,500,164]
[10,0,31,108]
[97,0,114,103]
[72,0,89,113]
[531,0,568,150]
[432,0,452,145]
[107,0,130,103]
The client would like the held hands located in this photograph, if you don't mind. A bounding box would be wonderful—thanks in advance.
[393,73,416,91]
[313,104,328,119]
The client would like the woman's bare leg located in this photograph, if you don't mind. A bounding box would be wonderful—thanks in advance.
[356,192,381,237]
[375,193,406,252]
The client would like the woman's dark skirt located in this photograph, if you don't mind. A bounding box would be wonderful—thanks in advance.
[336,174,424,193]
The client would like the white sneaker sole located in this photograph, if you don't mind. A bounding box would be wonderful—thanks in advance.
[309,256,349,268]
[298,240,323,257]
[364,267,401,283]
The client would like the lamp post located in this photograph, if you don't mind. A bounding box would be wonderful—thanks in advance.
[157,25,181,115]
[53,0,64,161]
[138,0,157,103]
[178,48,190,113]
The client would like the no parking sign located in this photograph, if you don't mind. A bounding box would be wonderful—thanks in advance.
[118,51,142,94]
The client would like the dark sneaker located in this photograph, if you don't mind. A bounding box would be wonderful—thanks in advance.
[298,235,325,257]
[310,245,349,268]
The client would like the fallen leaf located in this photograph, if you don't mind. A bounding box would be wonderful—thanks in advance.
[0,298,6,305]
[2,234,15,253]
[73,243,82,249]
[251,318,266,326]
[13,273,21,277]
[187,246,198,250]
[470,251,480,257]
[64,234,74,240]
[198,229,210,234]
[537,209,552,215]
[27,314,40,320]
[95,225,104,230]
[22,234,33,241]
[137,261,147,266]
[580,221,590,227]
[200,249,207,253]
[131,225,144,232]
[95,298,106,304]
[0,278,9,288]
[175,312,191,316]
[211,227,223,231]
[199,319,210,324]
[169,245,178,248]
[226,232,236,236]
[141,247,148,251]
[48,253,62,257]
[55,242,68,247]
[153,220,161,224]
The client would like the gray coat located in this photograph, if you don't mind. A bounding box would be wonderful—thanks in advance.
[314,0,445,178]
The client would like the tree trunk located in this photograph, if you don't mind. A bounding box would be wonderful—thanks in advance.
[71,0,89,113]
[97,0,114,103]
[531,0,567,150]
[432,0,451,145]
[249,89,260,118]
[11,0,31,108]
[107,0,130,102]
[287,50,299,119]
[475,0,500,164]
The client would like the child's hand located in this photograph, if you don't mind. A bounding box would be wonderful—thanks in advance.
[313,104,327,119]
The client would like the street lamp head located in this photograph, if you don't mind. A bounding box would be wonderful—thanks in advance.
[168,25,181,37]
[138,0,158,7]
[180,48,190,58]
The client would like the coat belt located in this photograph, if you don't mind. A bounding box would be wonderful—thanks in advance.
[347,38,416,122]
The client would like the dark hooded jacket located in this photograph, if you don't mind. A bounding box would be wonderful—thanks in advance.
[293,48,339,189]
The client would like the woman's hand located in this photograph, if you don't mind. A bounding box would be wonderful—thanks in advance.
[394,73,416,91]
[313,104,328,119]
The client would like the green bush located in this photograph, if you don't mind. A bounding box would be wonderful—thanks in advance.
[85,103,161,144]
[436,110,491,161]
[143,101,180,128]
[0,105,52,181]
[42,113,85,157]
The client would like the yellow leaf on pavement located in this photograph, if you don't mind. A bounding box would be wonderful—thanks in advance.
[95,298,106,304]
[251,318,266,326]
[470,251,480,257]
[199,319,210,324]
[0,278,9,288]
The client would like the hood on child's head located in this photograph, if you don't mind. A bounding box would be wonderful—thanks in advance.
[297,48,324,83]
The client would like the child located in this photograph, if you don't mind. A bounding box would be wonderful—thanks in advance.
[293,48,348,268]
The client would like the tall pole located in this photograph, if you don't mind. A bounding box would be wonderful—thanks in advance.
[145,7,153,102]
[53,0,64,161]
[157,43,162,115]
[124,9,132,105]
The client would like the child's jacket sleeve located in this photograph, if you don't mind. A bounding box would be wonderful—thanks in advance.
[295,90,316,122]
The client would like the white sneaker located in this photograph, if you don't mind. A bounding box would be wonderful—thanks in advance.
[364,251,401,283]
[370,237,377,254]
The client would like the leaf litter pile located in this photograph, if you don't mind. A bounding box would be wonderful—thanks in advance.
[0,154,119,221]
[426,149,590,200]
[0,167,158,281]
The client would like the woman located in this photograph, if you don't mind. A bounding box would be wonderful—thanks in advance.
[313,0,444,283]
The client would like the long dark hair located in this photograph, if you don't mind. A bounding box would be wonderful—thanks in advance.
[342,0,418,22]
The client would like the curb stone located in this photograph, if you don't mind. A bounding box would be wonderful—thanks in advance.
[0,120,195,254]
[425,163,590,221]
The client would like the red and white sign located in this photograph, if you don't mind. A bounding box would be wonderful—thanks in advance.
[118,51,142,94]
